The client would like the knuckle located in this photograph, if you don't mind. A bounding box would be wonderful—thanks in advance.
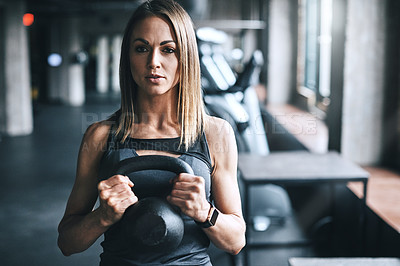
[183,201,191,210]
[124,183,133,191]
[115,175,124,182]
[123,190,133,197]
[174,183,182,190]
[196,176,205,185]
[106,198,116,207]
[98,181,105,190]
[113,183,123,190]
[170,189,177,197]
[193,185,201,193]
[130,196,138,204]
[188,193,196,201]
[99,190,108,199]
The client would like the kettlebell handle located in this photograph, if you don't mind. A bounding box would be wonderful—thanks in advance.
[115,155,192,252]
[115,155,194,176]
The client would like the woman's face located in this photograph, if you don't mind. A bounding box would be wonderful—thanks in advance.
[129,16,180,97]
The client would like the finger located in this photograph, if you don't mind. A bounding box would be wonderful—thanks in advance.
[102,191,136,212]
[173,173,199,182]
[99,183,135,201]
[120,195,138,209]
[117,194,138,212]
[172,174,204,186]
[172,181,203,192]
[100,182,132,196]
[108,175,133,187]
[169,173,193,184]
[168,189,189,200]
[112,187,135,200]
[170,188,205,202]
[167,195,188,208]
[98,175,133,190]
[173,181,205,195]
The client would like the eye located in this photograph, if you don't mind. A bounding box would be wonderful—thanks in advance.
[135,46,148,53]
[163,47,176,54]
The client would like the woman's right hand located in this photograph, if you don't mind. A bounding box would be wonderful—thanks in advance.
[97,175,138,227]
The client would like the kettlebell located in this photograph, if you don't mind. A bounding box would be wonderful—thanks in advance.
[114,155,194,252]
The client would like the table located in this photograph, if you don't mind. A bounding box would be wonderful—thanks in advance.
[238,151,370,265]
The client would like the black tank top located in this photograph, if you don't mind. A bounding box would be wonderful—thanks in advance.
[98,130,213,266]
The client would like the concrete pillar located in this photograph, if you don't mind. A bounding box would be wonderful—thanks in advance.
[47,18,85,106]
[65,18,85,106]
[0,0,33,136]
[97,36,110,93]
[326,0,347,152]
[267,0,296,104]
[341,0,386,165]
[111,35,122,93]
[47,20,63,102]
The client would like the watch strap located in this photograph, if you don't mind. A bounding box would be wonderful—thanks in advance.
[195,202,219,228]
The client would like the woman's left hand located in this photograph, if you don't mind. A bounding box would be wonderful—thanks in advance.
[167,173,210,222]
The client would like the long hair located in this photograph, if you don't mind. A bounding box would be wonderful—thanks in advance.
[116,0,204,149]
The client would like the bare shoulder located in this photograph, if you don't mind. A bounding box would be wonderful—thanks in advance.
[205,115,233,136]
[75,120,114,183]
[80,120,113,154]
[84,120,112,140]
[204,115,237,163]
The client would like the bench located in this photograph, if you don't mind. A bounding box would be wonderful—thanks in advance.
[347,167,400,233]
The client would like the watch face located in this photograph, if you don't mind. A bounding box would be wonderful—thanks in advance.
[209,208,219,225]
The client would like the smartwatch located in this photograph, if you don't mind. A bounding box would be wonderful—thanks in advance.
[195,202,219,228]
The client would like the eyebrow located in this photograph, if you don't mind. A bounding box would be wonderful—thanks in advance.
[133,38,176,46]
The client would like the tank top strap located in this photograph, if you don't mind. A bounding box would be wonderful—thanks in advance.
[102,121,213,173]
[183,133,212,172]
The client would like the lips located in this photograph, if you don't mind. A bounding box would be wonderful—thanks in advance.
[145,73,165,84]
[146,74,164,79]
[146,74,165,85]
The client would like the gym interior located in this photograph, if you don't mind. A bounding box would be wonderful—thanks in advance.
[1,0,400,265]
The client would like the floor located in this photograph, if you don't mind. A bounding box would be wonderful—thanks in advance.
[0,99,117,266]
[0,94,316,266]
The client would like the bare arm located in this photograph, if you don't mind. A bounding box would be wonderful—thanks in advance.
[168,116,246,255]
[203,117,246,254]
[57,122,138,256]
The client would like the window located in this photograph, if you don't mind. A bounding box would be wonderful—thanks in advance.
[298,0,332,113]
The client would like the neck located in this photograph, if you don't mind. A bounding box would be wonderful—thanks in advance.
[132,91,180,138]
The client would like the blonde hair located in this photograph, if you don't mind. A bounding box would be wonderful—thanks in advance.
[116,0,204,149]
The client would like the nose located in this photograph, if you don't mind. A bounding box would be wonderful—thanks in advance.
[148,50,161,69]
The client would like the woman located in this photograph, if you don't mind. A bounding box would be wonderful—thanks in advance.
[57,0,246,265]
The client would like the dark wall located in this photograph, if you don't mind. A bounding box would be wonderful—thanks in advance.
[382,0,400,169]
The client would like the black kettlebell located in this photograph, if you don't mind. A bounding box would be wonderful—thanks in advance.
[114,155,194,252]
